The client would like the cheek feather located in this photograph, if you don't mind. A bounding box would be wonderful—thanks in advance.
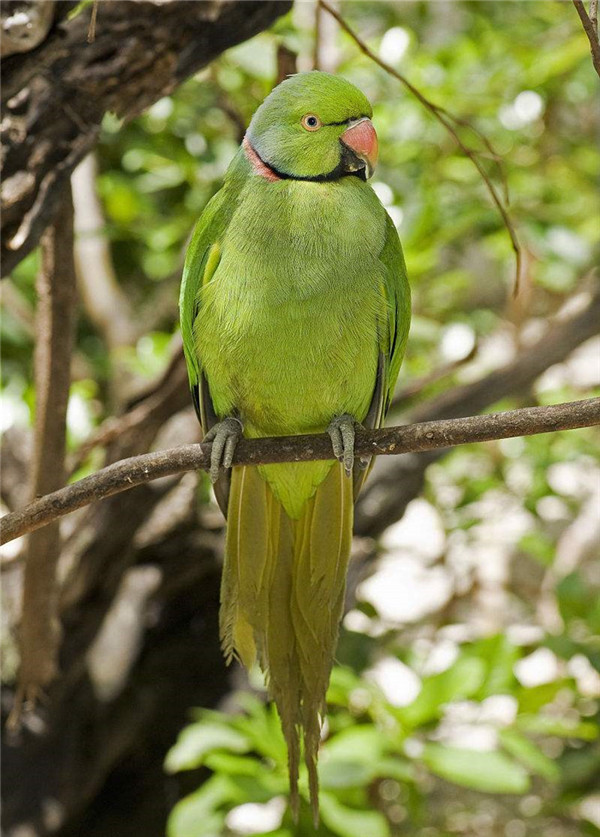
[243,136,281,182]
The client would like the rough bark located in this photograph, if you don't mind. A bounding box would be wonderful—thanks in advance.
[0,0,292,276]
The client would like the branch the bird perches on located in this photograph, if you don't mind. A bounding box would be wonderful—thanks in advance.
[2,398,598,546]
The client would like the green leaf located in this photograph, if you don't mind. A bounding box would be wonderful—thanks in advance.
[396,657,486,728]
[516,680,569,714]
[422,745,530,794]
[164,720,250,773]
[469,634,520,697]
[323,726,386,764]
[223,773,282,804]
[319,793,390,837]
[519,531,556,567]
[166,776,230,837]
[232,697,288,764]
[204,752,288,799]
[376,757,417,783]
[326,666,363,706]
[319,760,377,789]
[516,715,599,741]
[499,729,560,782]
[320,726,416,788]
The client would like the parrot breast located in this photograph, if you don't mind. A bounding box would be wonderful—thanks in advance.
[195,174,388,514]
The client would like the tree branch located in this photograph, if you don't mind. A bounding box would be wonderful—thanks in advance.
[10,185,76,722]
[71,152,138,404]
[1,399,598,546]
[572,0,600,77]
[72,152,134,351]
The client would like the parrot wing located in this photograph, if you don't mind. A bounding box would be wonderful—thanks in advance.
[180,190,226,431]
[380,210,411,413]
[179,160,247,511]
[354,212,411,496]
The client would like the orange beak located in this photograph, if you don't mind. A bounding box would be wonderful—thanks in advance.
[340,117,378,179]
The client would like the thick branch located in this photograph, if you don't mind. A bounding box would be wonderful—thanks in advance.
[13,186,76,712]
[71,152,138,404]
[1,399,598,545]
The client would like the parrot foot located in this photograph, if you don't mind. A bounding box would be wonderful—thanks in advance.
[327,413,358,478]
[202,417,244,483]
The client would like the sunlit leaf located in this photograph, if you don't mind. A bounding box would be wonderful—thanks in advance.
[319,793,390,837]
[164,721,250,773]
[166,776,230,837]
[516,715,599,741]
[396,657,486,728]
[422,745,530,794]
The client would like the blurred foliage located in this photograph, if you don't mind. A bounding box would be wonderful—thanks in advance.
[164,642,598,836]
[2,0,599,835]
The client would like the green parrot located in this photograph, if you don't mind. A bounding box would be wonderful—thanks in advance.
[180,71,411,820]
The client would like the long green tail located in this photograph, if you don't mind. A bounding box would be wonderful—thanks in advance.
[220,461,353,822]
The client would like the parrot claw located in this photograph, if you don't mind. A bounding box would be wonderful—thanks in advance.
[202,417,244,483]
[327,414,358,478]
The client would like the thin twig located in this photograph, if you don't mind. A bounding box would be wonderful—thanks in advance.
[318,0,522,294]
[390,344,478,411]
[276,44,298,85]
[572,0,600,77]
[313,0,323,70]
[1,399,598,546]
[87,0,99,44]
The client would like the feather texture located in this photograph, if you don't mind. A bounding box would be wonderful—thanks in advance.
[221,460,352,819]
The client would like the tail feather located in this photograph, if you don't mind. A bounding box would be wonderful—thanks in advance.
[293,463,353,825]
[221,460,353,822]
[220,465,268,667]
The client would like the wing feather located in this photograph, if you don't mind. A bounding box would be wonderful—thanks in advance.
[179,150,248,512]
[353,212,411,497]
[380,211,411,412]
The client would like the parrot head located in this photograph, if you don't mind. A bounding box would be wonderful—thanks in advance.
[245,71,378,182]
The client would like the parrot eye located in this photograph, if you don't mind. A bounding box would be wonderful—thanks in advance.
[301,114,322,131]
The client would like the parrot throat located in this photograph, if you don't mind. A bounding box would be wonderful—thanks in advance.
[242,134,367,184]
